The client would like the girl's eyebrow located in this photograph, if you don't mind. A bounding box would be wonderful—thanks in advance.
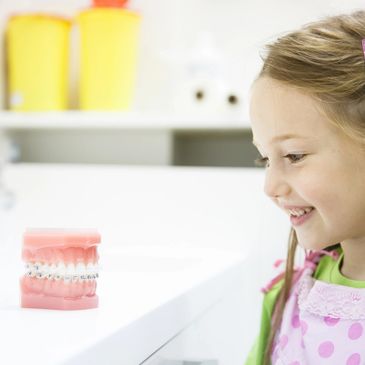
[252,134,310,147]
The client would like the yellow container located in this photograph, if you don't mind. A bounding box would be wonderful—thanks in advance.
[77,8,140,110]
[6,14,71,111]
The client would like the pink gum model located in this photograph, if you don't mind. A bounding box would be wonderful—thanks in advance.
[20,228,101,310]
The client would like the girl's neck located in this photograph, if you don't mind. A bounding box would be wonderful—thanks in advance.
[339,243,365,281]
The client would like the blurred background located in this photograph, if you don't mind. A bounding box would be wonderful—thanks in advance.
[0,0,362,167]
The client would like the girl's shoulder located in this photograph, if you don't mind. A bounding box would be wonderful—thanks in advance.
[261,270,285,317]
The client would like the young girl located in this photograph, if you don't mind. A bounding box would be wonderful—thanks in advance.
[246,10,365,365]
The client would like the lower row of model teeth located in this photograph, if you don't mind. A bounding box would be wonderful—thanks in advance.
[24,262,99,282]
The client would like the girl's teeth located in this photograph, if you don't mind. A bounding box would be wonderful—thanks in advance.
[289,207,313,216]
[289,209,304,216]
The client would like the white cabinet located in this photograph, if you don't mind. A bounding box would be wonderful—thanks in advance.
[141,296,222,364]
[141,265,257,365]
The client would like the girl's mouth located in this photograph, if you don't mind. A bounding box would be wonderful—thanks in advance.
[290,207,315,226]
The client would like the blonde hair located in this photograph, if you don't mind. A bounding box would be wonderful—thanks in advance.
[256,10,365,365]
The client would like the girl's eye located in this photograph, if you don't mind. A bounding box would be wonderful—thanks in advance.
[254,154,306,168]
[285,153,306,163]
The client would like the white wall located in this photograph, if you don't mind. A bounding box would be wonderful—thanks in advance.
[132,0,365,113]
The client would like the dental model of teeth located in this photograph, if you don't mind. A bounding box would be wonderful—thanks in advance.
[20,228,101,310]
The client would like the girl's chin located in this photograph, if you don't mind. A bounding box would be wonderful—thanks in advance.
[296,237,338,252]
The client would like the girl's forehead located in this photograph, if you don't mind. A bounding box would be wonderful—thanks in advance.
[250,78,337,145]
[250,77,319,120]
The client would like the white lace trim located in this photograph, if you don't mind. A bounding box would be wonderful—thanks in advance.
[297,271,365,320]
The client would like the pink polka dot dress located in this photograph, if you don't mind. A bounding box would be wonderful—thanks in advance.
[271,251,365,365]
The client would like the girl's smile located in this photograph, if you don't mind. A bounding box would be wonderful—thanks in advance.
[289,207,315,226]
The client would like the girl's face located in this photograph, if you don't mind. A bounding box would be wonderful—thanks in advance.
[249,77,365,250]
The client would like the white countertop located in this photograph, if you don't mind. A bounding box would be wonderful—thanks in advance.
[0,163,255,365]
[0,242,245,365]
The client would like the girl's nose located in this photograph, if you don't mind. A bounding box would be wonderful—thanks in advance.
[263,168,291,198]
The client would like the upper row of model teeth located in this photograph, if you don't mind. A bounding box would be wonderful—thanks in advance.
[289,207,313,216]
[25,262,99,282]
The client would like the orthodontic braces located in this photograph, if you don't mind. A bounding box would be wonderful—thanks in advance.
[24,262,99,282]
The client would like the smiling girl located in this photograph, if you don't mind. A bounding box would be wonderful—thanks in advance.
[246,10,365,365]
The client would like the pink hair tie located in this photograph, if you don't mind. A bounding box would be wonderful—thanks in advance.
[362,39,365,58]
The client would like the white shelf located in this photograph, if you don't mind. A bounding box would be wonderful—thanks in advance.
[0,111,251,131]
